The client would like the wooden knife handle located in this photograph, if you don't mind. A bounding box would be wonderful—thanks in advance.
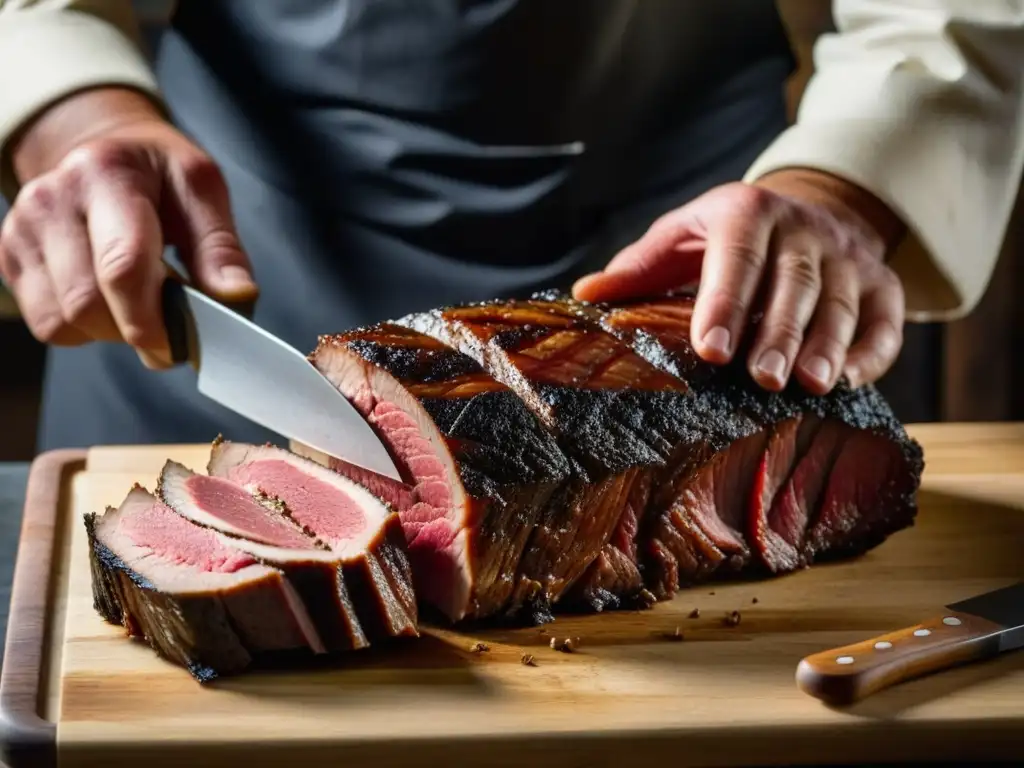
[796,611,1005,706]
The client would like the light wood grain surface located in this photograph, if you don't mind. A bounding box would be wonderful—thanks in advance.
[14,423,1024,766]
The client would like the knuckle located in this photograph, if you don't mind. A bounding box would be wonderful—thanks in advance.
[823,289,860,325]
[17,178,59,216]
[95,242,146,288]
[764,317,805,348]
[63,142,133,178]
[59,282,102,325]
[178,153,225,193]
[28,309,67,343]
[779,250,820,289]
[736,183,777,215]
[723,242,765,272]
[878,266,904,292]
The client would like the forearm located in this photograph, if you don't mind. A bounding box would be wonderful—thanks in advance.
[745,1,1024,321]
[0,0,163,197]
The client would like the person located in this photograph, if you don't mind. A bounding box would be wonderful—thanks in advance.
[0,1,1021,450]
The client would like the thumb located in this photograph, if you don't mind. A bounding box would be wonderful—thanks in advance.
[572,222,705,304]
[164,155,259,302]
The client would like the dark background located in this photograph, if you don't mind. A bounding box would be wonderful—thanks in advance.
[1,1,1021,462]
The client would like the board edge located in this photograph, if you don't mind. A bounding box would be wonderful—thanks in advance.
[0,449,86,768]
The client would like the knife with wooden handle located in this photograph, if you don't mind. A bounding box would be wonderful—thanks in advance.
[796,581,1024,706]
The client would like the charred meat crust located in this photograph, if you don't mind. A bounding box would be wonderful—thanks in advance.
[396,290,922,601]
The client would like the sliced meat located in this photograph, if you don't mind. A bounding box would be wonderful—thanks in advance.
[158,459,322,549]
[747,415,820,574]
[86,485,321,682]
[803,428,921,562]
[397,297,709,610]
[566,468,653,612]
[205,440,418,638]
[308,323,586,623]
[157,460,370,651]
[556,290,925,591]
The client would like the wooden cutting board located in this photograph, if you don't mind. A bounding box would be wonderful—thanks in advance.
[3,423,1024,768]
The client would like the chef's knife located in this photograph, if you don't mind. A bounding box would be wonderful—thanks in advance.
[160,278,402,482]
[796,581,1024,706]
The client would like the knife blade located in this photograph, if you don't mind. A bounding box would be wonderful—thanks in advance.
[796,581,1024,706]
[161,278,402,482]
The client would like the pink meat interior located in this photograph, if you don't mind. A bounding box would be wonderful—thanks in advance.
[333,401,459,551]
[225,459,368,545]
[327,393,463,616]
[118,500,256,573]
[183,474,318,550]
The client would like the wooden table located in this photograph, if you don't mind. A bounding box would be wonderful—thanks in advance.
[2,423,1022,767]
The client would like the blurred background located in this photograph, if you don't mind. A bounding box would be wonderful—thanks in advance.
[1,1,1022,461]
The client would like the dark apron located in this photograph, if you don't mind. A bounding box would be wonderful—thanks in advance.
[37,0,795,449]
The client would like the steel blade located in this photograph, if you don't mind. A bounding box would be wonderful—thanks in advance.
[180,285,402,481]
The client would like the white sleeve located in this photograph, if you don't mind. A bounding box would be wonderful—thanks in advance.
[0,0,163,199]
[745,1,1024,321]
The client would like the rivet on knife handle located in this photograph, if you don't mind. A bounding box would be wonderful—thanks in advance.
[795,611,1005,706]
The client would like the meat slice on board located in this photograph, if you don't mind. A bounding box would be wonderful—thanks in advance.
[203,440,419,639]
[306,322,578,624]
[159,459,374,652]
[86,485,323,682]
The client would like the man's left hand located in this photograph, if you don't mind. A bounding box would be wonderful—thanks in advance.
[572,169,908,395]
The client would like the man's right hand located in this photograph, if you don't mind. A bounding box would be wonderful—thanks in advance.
[0,87,258,369]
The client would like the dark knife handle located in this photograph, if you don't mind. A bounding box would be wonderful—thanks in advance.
[160,275,259,366]
[160,278,193,366]
[796,610,1005,706]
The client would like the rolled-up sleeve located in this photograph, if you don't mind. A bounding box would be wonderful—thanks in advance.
[0,0,162,199]
[745,1,1024,322]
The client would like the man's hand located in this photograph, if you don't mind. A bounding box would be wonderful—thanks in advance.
[0,87,257,368]
[573,169,908,394]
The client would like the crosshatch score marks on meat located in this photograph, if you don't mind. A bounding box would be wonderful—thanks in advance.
[87,290,924,681]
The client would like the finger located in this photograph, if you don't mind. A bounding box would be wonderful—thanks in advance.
[86,187,170,363]
[747,244,822,391]
[36,204,121,341]
[0,224,88,346]
[793,257,861,395]
[843,270,905,388]
[572,233,705,304]
[166,155,259,302]
[689,193,777,364]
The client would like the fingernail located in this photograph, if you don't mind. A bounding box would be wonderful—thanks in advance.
[803,355,832,386]
[702,326,732,357]
[755,349,787,384]
[218,265,257,290]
